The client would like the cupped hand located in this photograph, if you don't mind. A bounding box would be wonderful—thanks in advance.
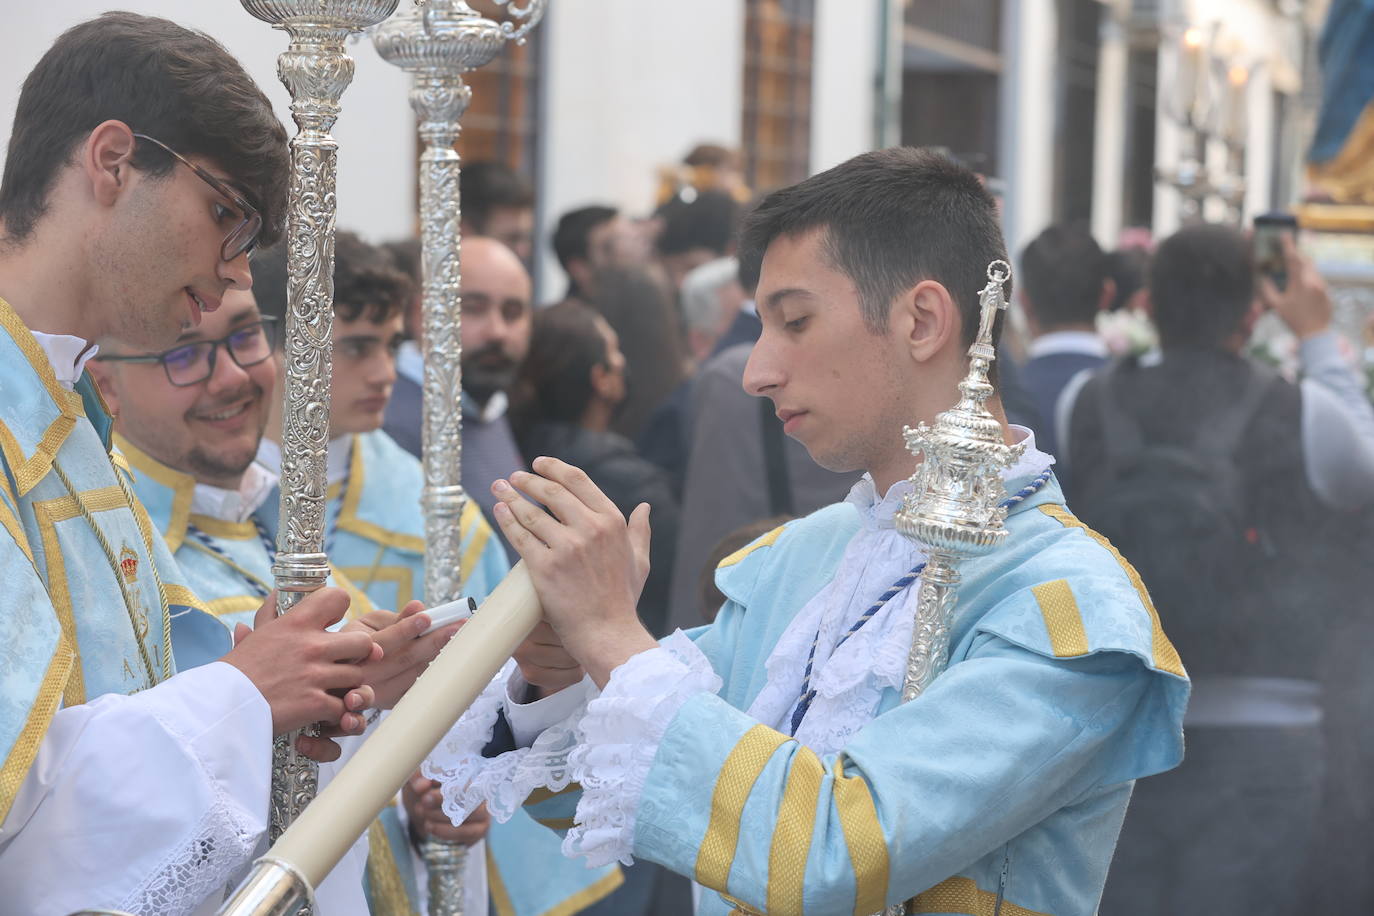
[491,457,658,686]
[402,772,491,846]
[223,588,380,736]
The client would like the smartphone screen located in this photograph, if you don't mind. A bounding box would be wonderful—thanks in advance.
[1254,212,1298,292]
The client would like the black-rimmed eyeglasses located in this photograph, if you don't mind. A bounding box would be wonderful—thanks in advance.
[95,317,277,387]
[132,132,264,262]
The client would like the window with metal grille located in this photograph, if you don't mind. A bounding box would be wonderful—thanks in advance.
[742,0,816,192]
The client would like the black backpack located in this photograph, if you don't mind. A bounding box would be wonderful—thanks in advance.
[1076,358,1277,663]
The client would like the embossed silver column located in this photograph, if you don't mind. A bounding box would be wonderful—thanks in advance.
[882,261,1022,916]
[373,3,545,914]
[240,0,400,862]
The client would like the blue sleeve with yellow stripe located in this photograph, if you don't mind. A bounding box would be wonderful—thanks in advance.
[633,616,1152,914]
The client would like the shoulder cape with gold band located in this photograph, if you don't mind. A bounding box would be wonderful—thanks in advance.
[117,433,375,642]
[0,295,211,825]
[323,429,507,611]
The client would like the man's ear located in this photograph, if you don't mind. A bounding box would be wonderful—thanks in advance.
[85,359,122,416]
[892,279,960,364]
[83,121,138,208]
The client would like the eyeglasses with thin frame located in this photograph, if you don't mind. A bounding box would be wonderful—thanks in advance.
[131,132,264,262]
[94,317,277,387]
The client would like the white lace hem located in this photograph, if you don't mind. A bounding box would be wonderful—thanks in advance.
[565,630,722,867]
[423,660,586,828]
[117,789,262,915]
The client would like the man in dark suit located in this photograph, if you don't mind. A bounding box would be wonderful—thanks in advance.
[383,237,532,560]
[1015,223,1113,460]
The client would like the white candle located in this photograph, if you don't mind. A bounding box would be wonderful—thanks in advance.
[270,563,541,887]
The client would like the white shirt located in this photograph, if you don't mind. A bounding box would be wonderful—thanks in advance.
[1026,329,1109,361]
[30,330,98,389]
[190,462,278,524]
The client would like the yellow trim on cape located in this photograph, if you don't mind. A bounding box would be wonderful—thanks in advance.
[487,845,625,916]
[1030,579,1090,658]
[205,594,265,617]
[160,583,207,613]
[767,745,824,916]
[831,757,889,916]
[459,501,492,583]
[0,296,86,496]
[1038,505,1185,678]
[116,435,195,552]
[0,633,75,825]
[696,724,789,893]
[337,434,426,554]
[331,565,376,620]
[337,564,415,611]
[718,524,786,569]
[189,514,260,540]
[911,875,1052,916]
[365,817,419,916]
[0,488,35,567]
[32,500,85,705]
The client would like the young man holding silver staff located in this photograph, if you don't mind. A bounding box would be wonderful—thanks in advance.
[0,13,454,915]
[425,148,1190,915]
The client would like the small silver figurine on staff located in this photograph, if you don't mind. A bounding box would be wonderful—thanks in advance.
[373,2,545,914]
[238,0,401,903]
[882,260,1021,915]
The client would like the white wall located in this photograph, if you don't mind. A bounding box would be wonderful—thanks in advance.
[998,0,1058,265]
[810,0,882,174]
[535,0,745,299]
[2,5,417,244]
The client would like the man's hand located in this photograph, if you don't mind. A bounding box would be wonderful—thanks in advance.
[402,772,491,846]
[1260,235,1332,340]
[223,588,379,738]
[345,601,462,709]
[513,620,584,693]
[491,457,658,687]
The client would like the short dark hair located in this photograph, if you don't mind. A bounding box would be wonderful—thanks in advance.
[460,162,534,233]
[333,232,413,324]
[1104,246,1150,312]
[552,205,618,272]
[1019,223,1107,329]
[738,147,1008,345]
[382,237,422,285]
[655,190,739,257]
[512,300,609,429]
[0,12,288,246]
[1149,224,1255,350]
[251,232,411,333]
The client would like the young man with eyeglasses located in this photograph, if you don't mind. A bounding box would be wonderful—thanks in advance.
[0,14,452,914]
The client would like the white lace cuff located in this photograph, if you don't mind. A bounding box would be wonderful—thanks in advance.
[565,630,721,867]
[423,660,588,827]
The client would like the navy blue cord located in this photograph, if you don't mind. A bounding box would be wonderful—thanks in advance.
[788,468,1053,735]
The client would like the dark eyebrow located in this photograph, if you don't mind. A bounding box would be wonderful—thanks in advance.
[760,287,817,312]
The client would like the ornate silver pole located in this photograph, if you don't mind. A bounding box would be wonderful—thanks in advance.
[373,3,545,914]
[241,0,400,867]
[882,260,1022,916]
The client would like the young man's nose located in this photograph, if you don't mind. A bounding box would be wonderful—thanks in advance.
[205,345,252,392]
[218,250,252,291]
[742,341,782,397]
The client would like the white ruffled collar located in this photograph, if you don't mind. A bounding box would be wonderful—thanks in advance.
[746,425,1054,755]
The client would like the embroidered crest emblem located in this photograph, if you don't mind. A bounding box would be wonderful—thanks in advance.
[119,545,139,583]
